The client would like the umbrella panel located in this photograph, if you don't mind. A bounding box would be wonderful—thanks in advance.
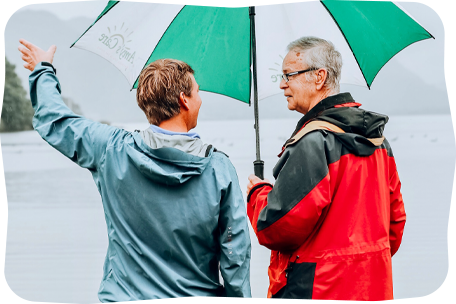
[322,0,434,87]
[132,6,251,104]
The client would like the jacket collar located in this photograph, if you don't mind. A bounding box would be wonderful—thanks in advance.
[291,92,355,137]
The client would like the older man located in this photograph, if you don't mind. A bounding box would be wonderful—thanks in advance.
[18,39,251,301]
[246,36,406,300]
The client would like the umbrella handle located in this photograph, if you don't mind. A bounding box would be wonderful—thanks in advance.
[253,160,264,180]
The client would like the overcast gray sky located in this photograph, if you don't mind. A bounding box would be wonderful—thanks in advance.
[0,0,108,20]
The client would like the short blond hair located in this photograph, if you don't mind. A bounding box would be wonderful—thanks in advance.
[136,59,194,125]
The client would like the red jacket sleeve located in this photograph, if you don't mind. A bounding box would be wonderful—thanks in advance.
[247,132,332,252]
[389,160,406,257]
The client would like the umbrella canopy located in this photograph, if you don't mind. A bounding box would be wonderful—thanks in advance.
[72,1,433,104]
[71,0,433,178]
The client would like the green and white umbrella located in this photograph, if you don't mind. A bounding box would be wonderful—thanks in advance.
[72,0,433,177]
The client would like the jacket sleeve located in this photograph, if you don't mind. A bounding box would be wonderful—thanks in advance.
[389,159,406,256]
[218,157,252,297]
[29,62,119,170]
[247,131,331,252]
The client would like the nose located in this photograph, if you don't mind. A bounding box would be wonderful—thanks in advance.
[279,77,288,89]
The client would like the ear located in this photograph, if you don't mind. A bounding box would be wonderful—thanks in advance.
[179,92,190,111]
[315,69,328,91]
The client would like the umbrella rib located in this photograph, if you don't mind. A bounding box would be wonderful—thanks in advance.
[320,0,434,89]
[367,36,435,89]
[130,0,192,91]
[393,2,435,40]
[319,0,371,89]
[70,0,122,49]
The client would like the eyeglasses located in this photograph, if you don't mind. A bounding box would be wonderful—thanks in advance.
[281,68,318,82]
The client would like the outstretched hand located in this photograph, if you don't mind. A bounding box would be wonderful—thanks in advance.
[247,174,271,195]
[18,39,57,72]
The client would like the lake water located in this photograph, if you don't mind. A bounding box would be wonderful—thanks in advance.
[1,115,454,302]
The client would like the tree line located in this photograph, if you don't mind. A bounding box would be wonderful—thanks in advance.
[1,57,34,132]
[1,57,82,132]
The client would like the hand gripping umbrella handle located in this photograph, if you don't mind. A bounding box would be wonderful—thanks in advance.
[253,160,264,180]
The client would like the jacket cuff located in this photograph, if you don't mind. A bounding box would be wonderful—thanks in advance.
[247,182,273,203]
[35,62,57,74]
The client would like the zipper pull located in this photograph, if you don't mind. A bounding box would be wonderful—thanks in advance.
[285,255,300,278]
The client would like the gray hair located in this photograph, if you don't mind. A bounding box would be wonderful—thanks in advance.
[287,36,342,93]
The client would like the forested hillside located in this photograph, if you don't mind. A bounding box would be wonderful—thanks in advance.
[1,58,34,132]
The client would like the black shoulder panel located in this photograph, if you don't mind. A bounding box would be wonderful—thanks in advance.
[205,145,213,157]
[215,149,229,158]
[206,145,229,158]
[382,138,394,157]
[258,131,338,232]
[257,130,394,232]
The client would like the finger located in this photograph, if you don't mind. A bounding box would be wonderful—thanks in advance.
[47,45,57,54]
[247,179,255,192]
[18,46,30,56]
[23,63,33,71]
[21,54,31,61]
[248,174,262,184]
[47,45,57,63]
[19,39,35,51]
[247,185,252,195]
[247,181,253,188]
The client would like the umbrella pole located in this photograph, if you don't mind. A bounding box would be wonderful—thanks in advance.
[249,6,264,180]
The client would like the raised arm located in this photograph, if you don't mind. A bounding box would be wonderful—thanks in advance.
[19,39,118,170]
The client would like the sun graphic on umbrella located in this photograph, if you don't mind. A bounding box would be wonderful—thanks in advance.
[269,55,284,83]
[98,23,136,64]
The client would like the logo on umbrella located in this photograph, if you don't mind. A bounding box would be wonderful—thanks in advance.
[269,55,284,83]
[98,24,136,64]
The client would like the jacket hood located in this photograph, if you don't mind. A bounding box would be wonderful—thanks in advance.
[292,93,389,156]
[124,130,212,186]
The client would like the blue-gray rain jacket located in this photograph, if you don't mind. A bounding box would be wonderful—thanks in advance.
[29,63,252,301]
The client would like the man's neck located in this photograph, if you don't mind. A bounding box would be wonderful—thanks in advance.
[158,116,189,133]
[307,89,337,114]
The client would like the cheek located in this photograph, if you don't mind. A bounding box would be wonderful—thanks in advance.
[196,100,202,112]
[289,84,298,96]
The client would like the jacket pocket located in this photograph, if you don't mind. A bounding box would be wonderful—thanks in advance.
[272,260,317,299]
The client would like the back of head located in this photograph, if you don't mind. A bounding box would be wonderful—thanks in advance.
[287,36,342,93]
[136,59,194,125]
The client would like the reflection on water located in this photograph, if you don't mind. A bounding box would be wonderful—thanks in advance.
[2,116,454,302]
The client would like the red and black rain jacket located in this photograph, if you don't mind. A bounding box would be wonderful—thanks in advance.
[247,93,406,300]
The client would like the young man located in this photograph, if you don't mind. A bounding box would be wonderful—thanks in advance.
[18,39,251,302]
